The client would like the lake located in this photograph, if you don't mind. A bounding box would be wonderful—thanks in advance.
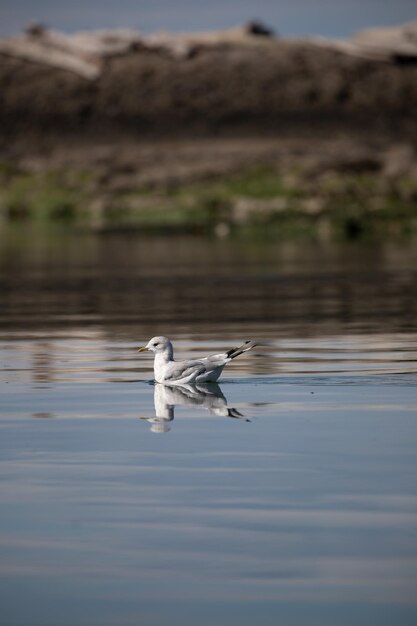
[1,224,417,626]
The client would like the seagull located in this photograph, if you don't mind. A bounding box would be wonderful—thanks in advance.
[138,336,256,384]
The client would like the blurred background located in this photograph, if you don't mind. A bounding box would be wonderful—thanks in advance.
[0,0,416,335]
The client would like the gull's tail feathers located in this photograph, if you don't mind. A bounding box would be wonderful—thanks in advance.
[226,340,257,360]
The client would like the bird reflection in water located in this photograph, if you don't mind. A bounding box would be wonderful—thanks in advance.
[140,382,248,433]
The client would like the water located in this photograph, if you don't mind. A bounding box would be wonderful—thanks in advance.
[1,224,417,626]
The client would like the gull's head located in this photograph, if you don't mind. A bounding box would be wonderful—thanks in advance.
[138,336,173,356]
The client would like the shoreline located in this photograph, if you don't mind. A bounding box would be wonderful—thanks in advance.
[0,22,416,239]
[1,134,416,240]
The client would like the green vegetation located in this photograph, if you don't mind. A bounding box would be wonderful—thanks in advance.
[171,167,303,201]
[0,163,416,240]
[0,168,90,221]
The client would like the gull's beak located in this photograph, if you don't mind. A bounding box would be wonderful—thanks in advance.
[137,346,149,352]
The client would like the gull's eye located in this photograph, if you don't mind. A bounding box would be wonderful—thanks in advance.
[154,342,159,347]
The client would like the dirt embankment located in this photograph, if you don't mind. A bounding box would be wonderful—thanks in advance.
[1,22,417,140]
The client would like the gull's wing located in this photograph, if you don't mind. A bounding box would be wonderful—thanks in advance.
[163,359,207,384]
[200,354,230,369]
[163,341,256,384]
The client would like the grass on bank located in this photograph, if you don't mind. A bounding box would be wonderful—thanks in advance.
[0,164,416,240]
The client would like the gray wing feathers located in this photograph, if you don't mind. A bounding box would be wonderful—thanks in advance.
[165,360,206,383]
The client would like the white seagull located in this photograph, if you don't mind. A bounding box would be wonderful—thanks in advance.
[138,336,256,385]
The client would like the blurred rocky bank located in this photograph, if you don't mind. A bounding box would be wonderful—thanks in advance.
[0,20,416,237]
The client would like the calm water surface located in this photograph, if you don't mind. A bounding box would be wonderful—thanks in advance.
[1,225,417,626]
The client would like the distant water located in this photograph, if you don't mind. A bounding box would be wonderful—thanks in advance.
[1,0,416,39]
[1,224,417,626]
